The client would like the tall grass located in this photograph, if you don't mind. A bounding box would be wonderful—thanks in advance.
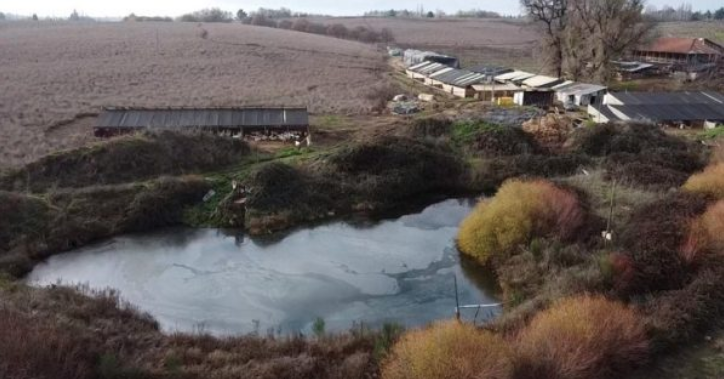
[382,320,513,379]
[514,295,649,379]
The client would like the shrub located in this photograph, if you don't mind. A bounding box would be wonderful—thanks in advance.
[473,154,591,192]
[641,265,724,350]
[567,123,688,157]
[681,200,724,264]
[457,180,585,265]
[453,121,538,157]
[514,296,649,379]
[382,320,513,379]
[619,192,709,295]
[0,308,97,379]
[683,163,724,200]
[605,162,689,189]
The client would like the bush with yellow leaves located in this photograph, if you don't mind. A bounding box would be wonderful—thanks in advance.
[457,179,585,265]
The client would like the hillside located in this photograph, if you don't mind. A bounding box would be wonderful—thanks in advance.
[308,17,540,69]
[0,21,389,168]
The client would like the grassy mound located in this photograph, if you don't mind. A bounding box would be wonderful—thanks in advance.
[567,123,689,156]
[326,136,465,203]
[604,149,705,189]
[515,295,648,379]
[452,121,538,157]
[0,131,249,193]
[475,154,591,190]
[0,177,209,276]
[457,180,586,266]
[382,320,513,379]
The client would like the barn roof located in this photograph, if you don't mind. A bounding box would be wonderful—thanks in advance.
[557,83,607,97]
[635,38,724,55]
[601,91,724,121]
[96,107,309,129]
[430,69,488,86]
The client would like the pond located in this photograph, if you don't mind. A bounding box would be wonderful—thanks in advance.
[27,198,500,336]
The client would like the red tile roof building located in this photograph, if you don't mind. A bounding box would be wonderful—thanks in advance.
[631,38,723,68]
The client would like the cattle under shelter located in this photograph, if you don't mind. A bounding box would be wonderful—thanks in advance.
[94,107,310,139]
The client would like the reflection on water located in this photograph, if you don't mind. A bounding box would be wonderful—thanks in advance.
[27,198,499,336]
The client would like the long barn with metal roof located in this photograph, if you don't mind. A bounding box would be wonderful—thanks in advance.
[94,107,309,137]
[588,91,724,127]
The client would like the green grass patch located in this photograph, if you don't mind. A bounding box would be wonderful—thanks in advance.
[451,121,504,145]
[699,127,724,140]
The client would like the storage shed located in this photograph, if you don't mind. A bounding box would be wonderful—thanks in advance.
[94,107,310,138]
[556,83,608,107]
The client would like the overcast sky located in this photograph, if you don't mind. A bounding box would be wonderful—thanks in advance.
[3,0,722,18]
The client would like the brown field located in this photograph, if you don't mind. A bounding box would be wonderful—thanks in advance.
[0,21,389,168]
[657,21,724,44]
[308,17,542,70]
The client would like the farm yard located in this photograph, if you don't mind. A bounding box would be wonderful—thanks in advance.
[0,21,389,168]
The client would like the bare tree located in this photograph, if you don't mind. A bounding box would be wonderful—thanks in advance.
[520,0,569,77]
[570,0,655,82]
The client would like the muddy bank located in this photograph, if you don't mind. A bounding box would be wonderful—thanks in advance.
[0,176,210,276]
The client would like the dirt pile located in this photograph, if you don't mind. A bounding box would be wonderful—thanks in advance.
[0,131,249,193]
[522,114,575,154]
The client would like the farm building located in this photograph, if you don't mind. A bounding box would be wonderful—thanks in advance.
[405,61,453,83]
[467,65,513,80]
[588,91,724,127]
[494,70,536,84]
[630,38,723,75]
[403,49,460,68]
[613,61,657,80]
[555,83,608,107]
[513,90,556,108]
[472,82,523,103]
[94,107,310,138]
[427,69,490,98]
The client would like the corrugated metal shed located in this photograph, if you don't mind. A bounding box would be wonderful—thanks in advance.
[522,75,565,89]
[609,91,724,105]
[472,83,524,92]
[432,69,488,87]
[495,71,535,82]
[597,91,724,122]
[558,83,607,97]
[96,107,309,130]
[467,65,513,77]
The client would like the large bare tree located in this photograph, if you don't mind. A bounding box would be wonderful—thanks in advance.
[570,0,655,82]
[520,0,569,77]
[522,0,655,83]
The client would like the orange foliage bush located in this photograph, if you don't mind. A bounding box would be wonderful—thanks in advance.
[382,320,513,379]
[514,296,649,379]
[683,163,724,200]
[681,200,724,264]
[457,179,585,265]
